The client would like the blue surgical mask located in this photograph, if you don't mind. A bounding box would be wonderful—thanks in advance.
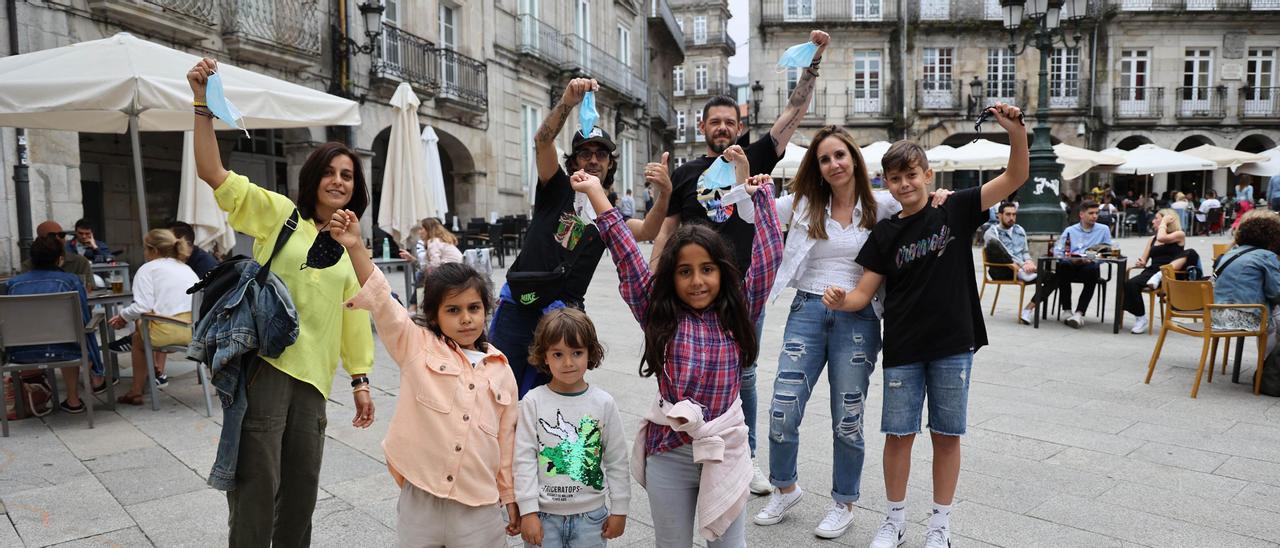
[703,156,737,190]
[776,41,819,71]
[579,91,598,138]
[206,72,248,136]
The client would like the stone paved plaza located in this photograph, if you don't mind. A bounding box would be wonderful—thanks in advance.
[3,234,1279,547]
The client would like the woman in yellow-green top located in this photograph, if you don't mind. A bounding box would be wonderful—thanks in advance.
[188,57,375,546]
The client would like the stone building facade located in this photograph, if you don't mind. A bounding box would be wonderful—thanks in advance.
[748,0,1279,195]
[0,0,684,272]
[670,0,735,168]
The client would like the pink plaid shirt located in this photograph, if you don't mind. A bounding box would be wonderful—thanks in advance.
[596,184,783,456]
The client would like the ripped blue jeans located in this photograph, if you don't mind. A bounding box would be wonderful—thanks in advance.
[767,291,880,504]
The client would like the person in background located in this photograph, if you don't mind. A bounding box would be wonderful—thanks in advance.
[167,221,219,278]
[23,220,93,289]
[404,217,462,275]
[1212,210,1280,359]
[1045,200,1114,329]
[1124,210,1199,334]
[1268,174,1280,212]
[1235,180,1255,211]
[1171,192,1192,230]
[4,233,105,413]
[108,229,200,402]
[69,218,115,263]
[984,203,1038,286]
[1196,190,1222,228]
[619,189,636,220]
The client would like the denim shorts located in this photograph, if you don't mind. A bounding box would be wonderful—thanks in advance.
[880,352,973,437]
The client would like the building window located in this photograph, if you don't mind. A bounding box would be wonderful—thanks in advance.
[1117,49,1151,115]
[676,110,687,142]
[852,50,882,113]
[693,16,707,44]
[1181,48,1214,114]
[921,47,953,108]
[1245,48,1276,112]
[673,65,685,96]
[986,48,1016,105]
[520,104,540,203]
[675,157,687,168]
[984,0,1002,19]
[853,0,883,20]
[1049,47,1081,108]
[786,67,817,112]
[785,0,814,21]
[695,64,708,93]
[920,0,949,20]
[617,25,630,67]
[620,138,635,194]
[695,110,705,142]
[439,4,458,91]
[382,0,401,70]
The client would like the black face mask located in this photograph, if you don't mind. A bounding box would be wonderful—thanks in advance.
[302,231,345,270]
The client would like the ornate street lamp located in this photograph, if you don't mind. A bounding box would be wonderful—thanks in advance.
[751,80,764,125]
[336,0,386,57]
[968,76,984,117]
[998,0,1087,234]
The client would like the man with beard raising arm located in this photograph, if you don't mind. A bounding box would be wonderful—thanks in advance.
[492,78,673,397]
[653,29,830,497]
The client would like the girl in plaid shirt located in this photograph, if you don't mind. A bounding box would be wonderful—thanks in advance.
[567,143,783,547]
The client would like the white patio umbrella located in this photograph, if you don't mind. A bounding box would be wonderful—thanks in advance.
[1094,144,1217,175]
[1053,143,1124,180]
[925,144,960,171]
[1233,147,1280,177]
[420,126,450,219]
[1181,144,1267,170]
[0,32,360,245]
[770,141,809,179]
[950,139,1011,171]
[176,132,234,254]
[377,83,432,243]
[860,141,891,176]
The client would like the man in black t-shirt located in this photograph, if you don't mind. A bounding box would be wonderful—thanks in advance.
[823,104,1027,548]
[654,29,830,496]
[492,78,671,398]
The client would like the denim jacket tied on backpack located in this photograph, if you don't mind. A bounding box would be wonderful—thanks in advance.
[187,260,299,491]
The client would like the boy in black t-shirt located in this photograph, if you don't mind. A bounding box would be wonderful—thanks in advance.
[823,104,1027,548]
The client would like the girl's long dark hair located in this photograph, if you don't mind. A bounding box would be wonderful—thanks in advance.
[415,262,493,351]
[639,224,758,378]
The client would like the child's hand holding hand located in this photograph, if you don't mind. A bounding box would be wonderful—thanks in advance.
[569,170,604,197]
[329,209,362,249]
[519,512,541,544]
[822,286,850,311]
[602,514,627,539]
[723,144,749,184]
[506,503,522,537]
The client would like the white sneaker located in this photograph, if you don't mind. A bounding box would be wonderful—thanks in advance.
[924,526,951,548]
[749,459,772,495]
[1131,315,1149,334]
[869,518,906,548]
[814,502,855,539]
[1019,307,1034,325]
[1147,275,1162,289]
[753,486,803,526]
[1065,311,1084,329]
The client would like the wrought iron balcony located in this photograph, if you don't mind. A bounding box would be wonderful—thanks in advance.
[982,79,1028,108]
[774,87,828,120]
[1113,0,1261,10]
[88,0,216,43]
[436,48,489,111]
[1176,86,1226,119]
[687,29,736,57]
[373,23,437,91]
[918,0,952,20]
[761,0,897,23]
[845,84,894,120]
[1113,87,1164,119]
[516,15,647,105]
[1048,77,1091,110]
[648,0,686,56]
[915,79,961,111]
[685,82,733,98]
[1240,86,1280,120]
[221,0,322,69]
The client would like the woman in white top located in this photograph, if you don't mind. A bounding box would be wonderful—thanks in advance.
[754,126,902,539]
[108,228,200,404]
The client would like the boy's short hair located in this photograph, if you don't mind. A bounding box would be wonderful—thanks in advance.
[1079,199,1099,213]
[881,140,929,175]
[527,308,605,374]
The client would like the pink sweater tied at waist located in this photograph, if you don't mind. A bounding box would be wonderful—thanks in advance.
[631,394,750,541]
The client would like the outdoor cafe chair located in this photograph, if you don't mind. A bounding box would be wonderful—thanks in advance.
[138,293,215,416]
[1126,264,1187,335]
[1143,266,1269,398]
[1212,243,1232,262]
[0,292,97,436]
[979,248,1028,322]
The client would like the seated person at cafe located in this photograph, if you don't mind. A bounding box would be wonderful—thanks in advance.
[983,202,1037,283]
[1018,200,1114,328]
[4,233,107,413]
[167,221,218,278]
[68,218,115,263]
[108,229,200,404]
[1196,190,1223,230]
[1213,210,1280,358]
[22,220,93,289]
[1124,209,1200,334]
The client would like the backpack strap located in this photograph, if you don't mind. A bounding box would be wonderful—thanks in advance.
[1213,246,1262,278]
[255,209,300,285]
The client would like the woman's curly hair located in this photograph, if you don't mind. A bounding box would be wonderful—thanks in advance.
[1235,210,1280,255]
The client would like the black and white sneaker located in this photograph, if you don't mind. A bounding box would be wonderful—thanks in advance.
[924,526,952,548]
[59,399,86,414]
[869,518,906,548]
[108,335,132,352]
[154,374,169,388]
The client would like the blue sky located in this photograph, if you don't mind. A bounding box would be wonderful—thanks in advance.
[728,0,748,79]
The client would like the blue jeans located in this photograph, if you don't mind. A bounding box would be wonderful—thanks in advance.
[880,352,973,437]
[489,295,550,399]
[767,292,880,504]
[528,505,609,548]
[741,310,765,457]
